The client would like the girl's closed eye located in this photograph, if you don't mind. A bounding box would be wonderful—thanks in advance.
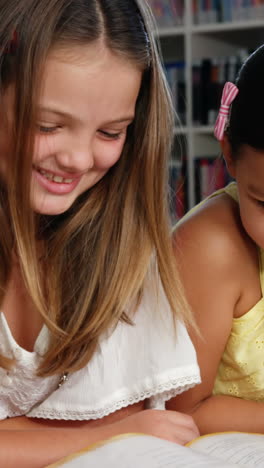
[38,124,61,134]
[99,129,125,140]
[256,199,264,208]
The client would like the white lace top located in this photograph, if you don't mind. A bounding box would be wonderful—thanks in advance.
[0,271,200,421]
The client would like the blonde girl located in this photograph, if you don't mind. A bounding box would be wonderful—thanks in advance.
[0,0,200,465]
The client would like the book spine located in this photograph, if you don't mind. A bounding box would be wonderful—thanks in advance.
[170,0,184,26]
[192,0,198,24]
[169,164,187,221]
[192,51,249,126]
[192,60,202,125]
[148,0,185,27]
[221,0,232,21]
[194,157,232,203]
[207,58,220,125]
[200,58,212,125]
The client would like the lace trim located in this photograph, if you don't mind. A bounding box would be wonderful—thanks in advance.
[28,373,200,421]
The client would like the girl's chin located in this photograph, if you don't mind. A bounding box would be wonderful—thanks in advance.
[34,207,70,216]
[31,200,73,216]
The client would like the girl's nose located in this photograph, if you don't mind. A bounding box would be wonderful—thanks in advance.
[55,143,94,174]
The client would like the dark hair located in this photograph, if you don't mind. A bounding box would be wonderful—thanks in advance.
[227,44,264,154]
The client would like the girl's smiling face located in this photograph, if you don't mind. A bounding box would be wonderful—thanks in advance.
[0,42,142,215]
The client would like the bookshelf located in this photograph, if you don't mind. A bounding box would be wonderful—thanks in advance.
[149,0,264,216]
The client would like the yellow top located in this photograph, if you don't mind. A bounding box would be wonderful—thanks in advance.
[211,183,264,401]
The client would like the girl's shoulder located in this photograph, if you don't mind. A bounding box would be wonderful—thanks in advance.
[173,184,261,318]
[173,186,257,288]
[175,190,243,261]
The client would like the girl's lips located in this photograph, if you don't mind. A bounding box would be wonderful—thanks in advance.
[34,168,82,195]
[34,165,83,180]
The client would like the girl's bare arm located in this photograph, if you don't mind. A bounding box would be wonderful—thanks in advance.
[0,409,199,467]
[168,197,264,434]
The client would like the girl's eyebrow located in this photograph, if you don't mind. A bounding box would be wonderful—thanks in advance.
[37,106,134,125]
[106,117,134,124]
[37,106,77,119]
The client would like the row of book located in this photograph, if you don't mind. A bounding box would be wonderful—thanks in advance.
[147,0,185,28]
[165,61,186,124]
[192,50,249,125]
[149,0,264,28]
[193,0,264,24]
[169,164,187,222]
[165,50,249,126]
[169,157,232,221]
[194,157,233,204]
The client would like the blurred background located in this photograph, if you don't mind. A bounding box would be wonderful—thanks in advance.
[147,0,264,222]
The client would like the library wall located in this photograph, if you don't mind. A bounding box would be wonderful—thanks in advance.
[147,0,264,221]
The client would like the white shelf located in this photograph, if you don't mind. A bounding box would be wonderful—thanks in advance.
[158,20,264,37]
[192,126,215,135]
[157,26,186,37]
[191,19,264,34]
[173,126,188,135]
[169,160,182,169]
[174,126,215,135]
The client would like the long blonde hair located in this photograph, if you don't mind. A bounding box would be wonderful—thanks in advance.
[0,0,194,376]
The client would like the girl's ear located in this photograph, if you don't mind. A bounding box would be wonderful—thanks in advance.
[220,135,236,179]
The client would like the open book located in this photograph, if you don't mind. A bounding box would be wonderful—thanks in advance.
[47,431,264,468]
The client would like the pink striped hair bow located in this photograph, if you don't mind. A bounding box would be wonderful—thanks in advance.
[214,82,239,141]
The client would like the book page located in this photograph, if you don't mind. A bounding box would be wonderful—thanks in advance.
[48,434,238,467]
[190,432,264,467]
